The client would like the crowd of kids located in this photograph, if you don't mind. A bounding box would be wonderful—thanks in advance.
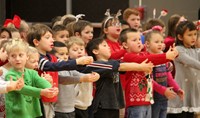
[0,7,200,118]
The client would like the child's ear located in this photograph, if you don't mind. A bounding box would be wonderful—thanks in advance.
[103,28,108,34]
[177,34,183,41]
[92,49,99,55]
[75,32,81,37]
[122,42,128,49]
[145,41,150,48]
[33,39,39,46]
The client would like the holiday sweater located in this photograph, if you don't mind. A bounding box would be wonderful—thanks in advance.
[5,68,51,118]
[38,53,78,102]
[152,63,180,101]
[123,52,170,107]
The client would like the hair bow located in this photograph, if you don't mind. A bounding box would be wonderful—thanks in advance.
[142,25,163,35]
[3,15,21,29]
[196,20,200,30]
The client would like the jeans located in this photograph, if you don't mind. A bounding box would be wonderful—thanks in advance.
[127,105,151,118]
[152,100,167,118]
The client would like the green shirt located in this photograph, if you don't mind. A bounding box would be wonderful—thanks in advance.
[5,68,51,118]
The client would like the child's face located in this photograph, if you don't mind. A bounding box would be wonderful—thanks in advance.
[126,14,141,30]
[36,31,54,53]
[8,49,28,72]
[146,33,164,54]
[54,30,69,43]
[25,52,39,70]
[80,25,93,44]
[94,40,111,61]
[105,20,122,39]
[54,47,68,61]
[123,32,143,53]
[180,29,197,48]
[68,44,85,59]
[0,31,10,39]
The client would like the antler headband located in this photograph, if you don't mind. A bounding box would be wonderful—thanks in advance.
[75,14,85,22]
[103,9,121,28]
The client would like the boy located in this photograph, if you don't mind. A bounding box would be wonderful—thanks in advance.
[52,25,69,43]
[84,37,154,118]
[119,28,178,118]
[51,41,99,118]
[5,39,58,118]
[27,23,93,118]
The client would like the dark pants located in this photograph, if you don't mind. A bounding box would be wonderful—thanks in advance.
[93,108,119,118]
[54,111,75,118]
[75,108,88,118]
[152,101,167,118]
[167,112,194,118]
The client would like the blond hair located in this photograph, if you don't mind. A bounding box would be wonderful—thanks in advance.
[5,38,29,54]
[27,46,39,57]
[65,36,85,50]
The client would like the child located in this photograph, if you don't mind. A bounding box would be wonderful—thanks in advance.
[52,25,69,43]
[84,37,155,118]
[27,23,93,118]
[123,8,145,44]
[145,30,184,118]
[63,37,96,118]
[100,10,126,60]
[51,41,99,118]
[164,14,186,52]
[167,21,200,118]
[123,8,141,30]
[0,27,12,40]
[119,28,179,118]
[73,20,93,44]
[4,39,58,118]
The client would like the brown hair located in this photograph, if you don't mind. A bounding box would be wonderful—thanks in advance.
[123,8,140,21]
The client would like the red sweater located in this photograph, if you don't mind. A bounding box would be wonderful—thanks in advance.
[38,55,58,102]
[123,52,169,107]
[106,39,126,60]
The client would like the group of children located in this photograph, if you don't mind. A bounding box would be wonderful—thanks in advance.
[0,7,199,118]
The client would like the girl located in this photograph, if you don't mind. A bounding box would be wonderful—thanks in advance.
[164,14,186,52]
[73,20,93,45]
[100,10,126,60]
[167,21,199,118]
[145,30,184,118]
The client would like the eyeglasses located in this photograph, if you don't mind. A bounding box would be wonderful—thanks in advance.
[109,22,121,27]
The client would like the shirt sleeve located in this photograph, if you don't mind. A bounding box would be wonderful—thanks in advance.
[153,80,167,95]
[39,57,78,71]
[58,71,81,85]
[175,46,200,70]
[167,71,180,92]
[123,52,169,65]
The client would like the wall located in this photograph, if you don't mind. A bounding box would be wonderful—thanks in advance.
[129,0,200,24]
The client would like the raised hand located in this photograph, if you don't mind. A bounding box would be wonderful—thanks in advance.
[140,59,154,73]
[41,72,53,85]
[40,87,59,98]
[164,87,177,100]
[166,44,179,60]
[76,56,94,65]
[80,72,100,82]
[7,74,24,92]
[177,89,184,101]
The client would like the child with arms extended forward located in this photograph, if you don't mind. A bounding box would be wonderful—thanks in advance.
[84,37,154,118]
[119,28,179,118]
[5,39,58,118]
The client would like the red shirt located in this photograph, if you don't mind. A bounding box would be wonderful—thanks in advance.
[123,52,169,107]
